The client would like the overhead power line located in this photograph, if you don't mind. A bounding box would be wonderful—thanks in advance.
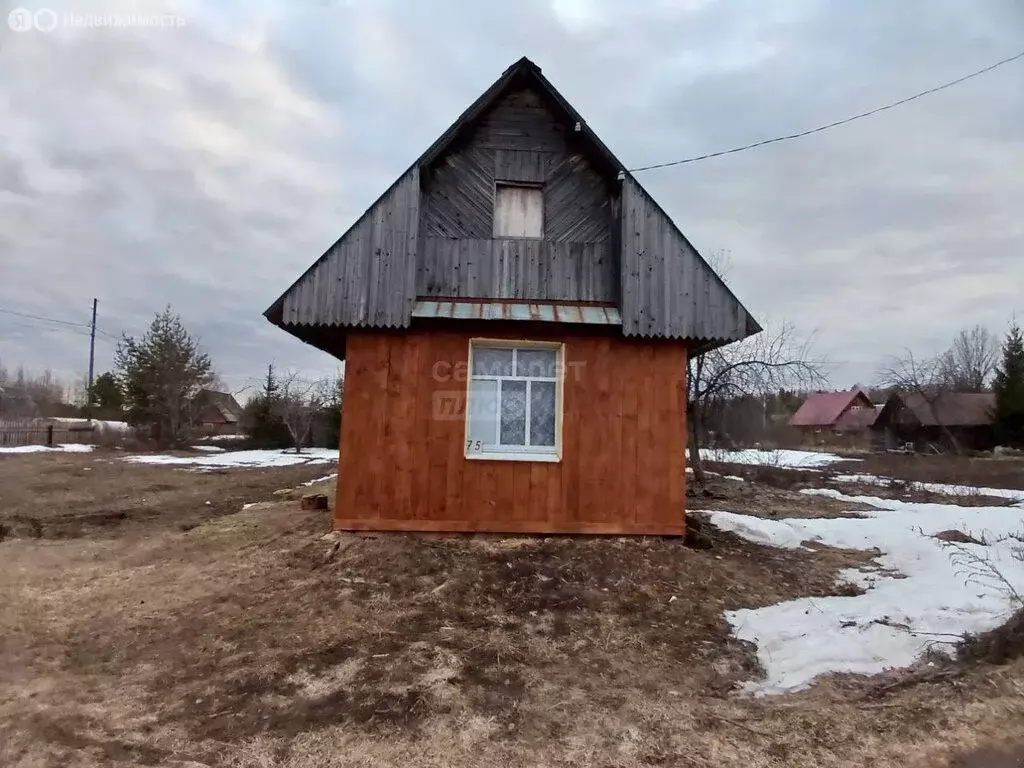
[0,306,92,329]
[0,305,120,341]
[628,49,1024,173]
[4,319,94,338]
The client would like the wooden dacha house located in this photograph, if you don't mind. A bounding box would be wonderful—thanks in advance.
[266,57,758,535]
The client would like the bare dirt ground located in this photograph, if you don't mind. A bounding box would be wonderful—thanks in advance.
[2,452,1023,767]
[0,450,333,539]
[704,458,1024,509]
[834,453,1024,492]
[693,465,876,519]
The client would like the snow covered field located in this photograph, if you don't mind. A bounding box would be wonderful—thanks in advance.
[708,488,1024,695]
[700,448,852,468]
[124,448,337,468]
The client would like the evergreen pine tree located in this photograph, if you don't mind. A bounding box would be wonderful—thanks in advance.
[114,307,213,445]
[992,322,1024,446]
[242,364,291,448]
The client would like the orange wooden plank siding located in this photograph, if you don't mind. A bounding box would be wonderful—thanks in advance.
[335,324,688,535]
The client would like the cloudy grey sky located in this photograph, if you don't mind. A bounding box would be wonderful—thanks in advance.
[2,0,1022,395]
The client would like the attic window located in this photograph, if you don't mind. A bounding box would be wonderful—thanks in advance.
[494,183,543,238]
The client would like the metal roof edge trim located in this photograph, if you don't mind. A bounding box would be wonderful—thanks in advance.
[412,300,622,325]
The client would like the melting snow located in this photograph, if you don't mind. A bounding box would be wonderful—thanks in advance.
[124,448,337,468]
[302,472,338,486]
[0,443,95,454]
[707,490,1024,695]
[834,473,1024,503]
[700,448,853,469]
[49,417,130,432]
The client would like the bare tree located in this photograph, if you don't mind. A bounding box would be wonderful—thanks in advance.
[0,365,68,418]
[688,322,827,486]
[937,325,998,393]
[273,371,333,453]
[877,350,961,454]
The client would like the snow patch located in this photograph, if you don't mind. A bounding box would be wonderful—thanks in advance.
[701,448,853,469]
[50,417,131,432]
[0,443,95,454]
[190,445,226,453]
[707,492,1024,695]
[705,512,813,550]
[124,448,337,468]
[834,474,1024,503]
[302,472,338,486]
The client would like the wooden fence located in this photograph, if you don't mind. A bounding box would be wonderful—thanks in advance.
[0,419,96,448]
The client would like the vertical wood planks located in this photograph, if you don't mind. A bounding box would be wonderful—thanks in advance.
[414,85,618,305]
[668,347,687,523]
[646,341,672,528]
[410,332,436,521]
[334,327,688,535]
[618,341,640,525]
[417,237,616,302]
[389,334,418,520]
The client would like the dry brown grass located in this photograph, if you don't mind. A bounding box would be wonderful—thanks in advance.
[704,459,1023,509]
[2,453,1024,767]
[693,466,875,519]
[0,450,333,539]
[830,478,1019,508]
[836,453,1024,491]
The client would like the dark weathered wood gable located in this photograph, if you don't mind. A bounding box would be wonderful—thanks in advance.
[266,57,760,357]
[417,86,618,303]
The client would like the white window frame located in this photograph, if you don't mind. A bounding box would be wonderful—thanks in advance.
[465,339,564,463]
[493,182,544,239]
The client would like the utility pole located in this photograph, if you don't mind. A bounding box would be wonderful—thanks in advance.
[86,298,97,420]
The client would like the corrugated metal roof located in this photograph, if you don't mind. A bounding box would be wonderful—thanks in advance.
[834,406,880,431]
[789,390,873,427]
[266,57,758,353]
[899,392,995,427]
[412,301,621,325]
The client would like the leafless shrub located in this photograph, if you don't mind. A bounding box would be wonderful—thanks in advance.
[940,537,1024,608]
[688,322,827,485]
[273,372,338,454]
[937,531,1024,665]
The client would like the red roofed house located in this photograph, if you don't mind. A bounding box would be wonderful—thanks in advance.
[789,389,878,446]
[194,390,242,436]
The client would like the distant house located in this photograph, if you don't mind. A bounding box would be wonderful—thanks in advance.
[789,389,878,444]
[872,392,996,452]
[264,57,759,536]
[194,390,242,436]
